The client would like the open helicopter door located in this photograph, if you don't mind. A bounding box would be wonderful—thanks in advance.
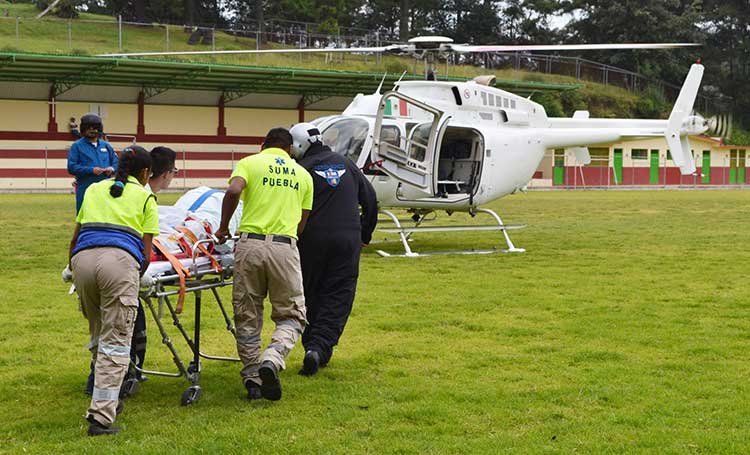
[372,91,449,197]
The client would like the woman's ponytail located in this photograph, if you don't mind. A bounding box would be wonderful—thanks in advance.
[110,145,151,198]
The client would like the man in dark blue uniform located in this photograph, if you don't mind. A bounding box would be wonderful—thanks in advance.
[290,122,378,376]
[67,113,117,213]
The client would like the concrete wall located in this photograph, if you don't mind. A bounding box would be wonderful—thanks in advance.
[0,99,302,189]
[543,136,750,187]
[225,108,298,136]
[0,100,48,132]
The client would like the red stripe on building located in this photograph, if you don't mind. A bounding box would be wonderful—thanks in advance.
[176,151,253,161]
[174,169,232,178]
[561,166,742,186]
[0,168,234,178]
[0,169,70,178]
[0,150,69,159]
[0,150,255,161]
[0,131,265,145]
[621,168,651,185]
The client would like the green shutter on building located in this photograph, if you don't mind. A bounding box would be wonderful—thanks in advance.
[553,149,565,185]
[730,150,737,184]
[739,151,746,184]
[650,150,659,184]
[702,150,711,184]
[613,149,623,184]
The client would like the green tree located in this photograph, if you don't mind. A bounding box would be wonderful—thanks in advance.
[562,0,703,84]
[701,0,750,127]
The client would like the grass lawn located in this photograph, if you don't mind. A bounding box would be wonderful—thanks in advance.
[2,190,750,454]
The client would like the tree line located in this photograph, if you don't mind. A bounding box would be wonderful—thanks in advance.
[32,0,750,129]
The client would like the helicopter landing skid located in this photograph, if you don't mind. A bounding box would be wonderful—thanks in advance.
[374,208,526,257]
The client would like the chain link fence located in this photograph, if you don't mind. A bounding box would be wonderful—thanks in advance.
[0,15,710,108]
[535,151,748,189]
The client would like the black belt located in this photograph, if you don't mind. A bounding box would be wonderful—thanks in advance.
[241,233,293,244]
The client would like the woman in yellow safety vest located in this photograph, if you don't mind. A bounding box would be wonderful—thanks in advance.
[67,145,159,436]
[119,146,178,396]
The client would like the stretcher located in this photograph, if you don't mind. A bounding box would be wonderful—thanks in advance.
[128,187,243,406]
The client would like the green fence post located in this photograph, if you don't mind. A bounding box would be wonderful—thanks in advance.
[740,151,746,184]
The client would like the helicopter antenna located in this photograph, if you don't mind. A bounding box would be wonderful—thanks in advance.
[374,72,388,95]
[396,70,408,84]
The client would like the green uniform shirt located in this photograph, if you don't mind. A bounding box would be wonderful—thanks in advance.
[230,148,313,239]
[76,175,160,237]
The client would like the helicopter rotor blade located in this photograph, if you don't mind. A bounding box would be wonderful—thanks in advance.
[449,43,700,53]
[98,39,699,59]
[99,44,411,58]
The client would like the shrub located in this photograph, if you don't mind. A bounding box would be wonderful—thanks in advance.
[534,93,565,117]
[385,59,408,75]
[634,85,670,119]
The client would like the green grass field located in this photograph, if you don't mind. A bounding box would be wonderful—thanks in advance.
[2,190,750,454]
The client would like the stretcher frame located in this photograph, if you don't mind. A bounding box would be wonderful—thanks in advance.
[131,238,240,406]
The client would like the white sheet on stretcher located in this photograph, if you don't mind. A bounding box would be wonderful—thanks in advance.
[144,253,234,278]
[145,186,242,280]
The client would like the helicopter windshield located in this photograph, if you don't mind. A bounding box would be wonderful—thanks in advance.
[321,117,370,163]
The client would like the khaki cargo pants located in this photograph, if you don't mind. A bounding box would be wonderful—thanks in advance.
[233,234,307,385]
[72,247,139,426]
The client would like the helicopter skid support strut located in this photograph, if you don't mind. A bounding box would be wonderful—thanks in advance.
[374,208,526,257]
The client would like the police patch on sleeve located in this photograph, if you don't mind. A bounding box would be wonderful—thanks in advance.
[314,164,346,187]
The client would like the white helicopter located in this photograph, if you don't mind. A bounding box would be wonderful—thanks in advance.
[103,37,715,257]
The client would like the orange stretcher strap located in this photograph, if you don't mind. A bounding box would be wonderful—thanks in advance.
[175,226,223,274]
[152,238,191,314]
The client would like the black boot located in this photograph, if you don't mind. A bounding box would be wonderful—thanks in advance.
[299,350,321,377]
[86,415,120,436]
[258,361,282,401]
[244,379,262,401]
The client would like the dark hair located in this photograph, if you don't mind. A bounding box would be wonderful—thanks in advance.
[263,128,293,150]
[110,145,151,198]
[150,146,177,178]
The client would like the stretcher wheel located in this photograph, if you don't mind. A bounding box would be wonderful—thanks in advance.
[181,385,202,406]
[120,377,140,399]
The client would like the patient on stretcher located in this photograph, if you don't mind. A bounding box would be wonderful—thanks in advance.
[145,186,243,278]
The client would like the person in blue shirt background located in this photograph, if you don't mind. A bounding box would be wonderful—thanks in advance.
[67,113,118,213]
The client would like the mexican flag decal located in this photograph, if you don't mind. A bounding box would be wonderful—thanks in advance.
[384,98,409,117]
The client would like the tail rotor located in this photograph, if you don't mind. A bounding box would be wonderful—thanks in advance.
[704,114,733,139]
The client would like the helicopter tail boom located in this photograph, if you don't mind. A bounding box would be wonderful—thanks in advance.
[543,63,706,175]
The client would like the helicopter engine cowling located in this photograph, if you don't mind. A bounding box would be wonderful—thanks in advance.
[472,75,496,86]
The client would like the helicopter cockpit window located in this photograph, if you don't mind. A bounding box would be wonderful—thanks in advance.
[321,118,370,163]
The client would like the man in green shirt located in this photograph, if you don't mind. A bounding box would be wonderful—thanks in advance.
[215,128,313,401]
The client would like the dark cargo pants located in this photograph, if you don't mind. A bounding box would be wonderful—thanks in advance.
[299,229,361,365]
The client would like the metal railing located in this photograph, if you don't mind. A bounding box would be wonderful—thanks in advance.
[2,145,747,193]
[0,144,247,192]
[531,152,748,189]
[0,15,707,107]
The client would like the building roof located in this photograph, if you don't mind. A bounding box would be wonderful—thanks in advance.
[0,52,582,110]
